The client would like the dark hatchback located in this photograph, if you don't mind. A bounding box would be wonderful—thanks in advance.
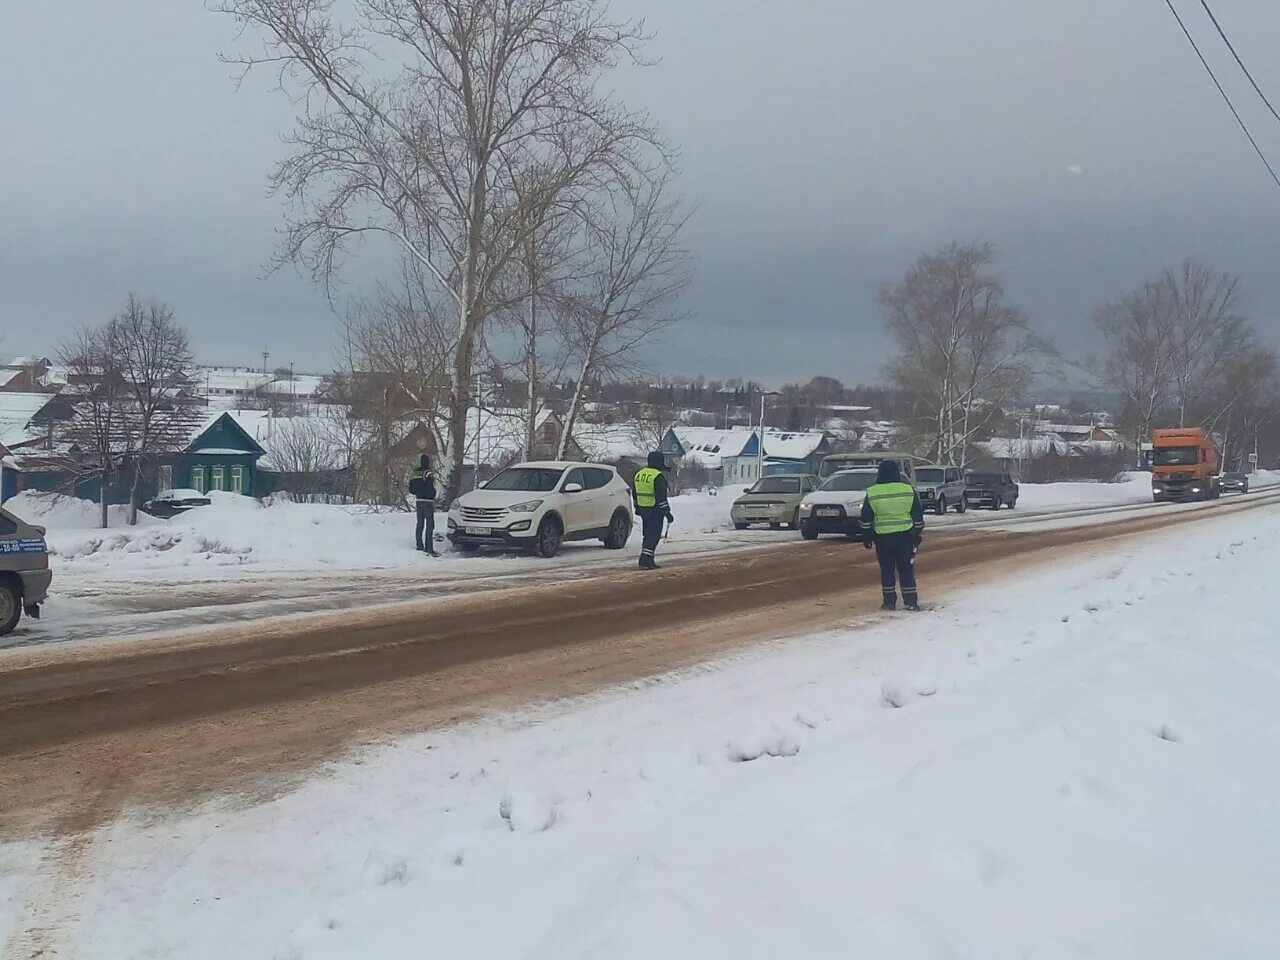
[964,471,1019,509]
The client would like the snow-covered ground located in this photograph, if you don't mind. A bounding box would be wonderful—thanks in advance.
[5,495,1279,957]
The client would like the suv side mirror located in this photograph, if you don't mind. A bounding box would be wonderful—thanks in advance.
[477,480,488,489]
[563,482,584,494]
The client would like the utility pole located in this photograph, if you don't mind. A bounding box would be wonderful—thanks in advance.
[262,348,270,375]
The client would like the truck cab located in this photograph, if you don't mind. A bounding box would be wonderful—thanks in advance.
[1151,428,1219,502]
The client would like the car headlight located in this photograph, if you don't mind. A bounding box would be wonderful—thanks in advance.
[1190,487,1201,493]
[508,499,543,513]
[800,501,814,511]
[1152,486,1163,493]
[733,499,748,507]
[448,499,461,511]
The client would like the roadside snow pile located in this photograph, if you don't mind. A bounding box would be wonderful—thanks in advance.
[2,491,144,530]
[7,491,418,574]
[1015,471,1149,509]
[20,505,1280,959]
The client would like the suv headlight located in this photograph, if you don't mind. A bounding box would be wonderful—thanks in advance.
[800,501,814,511]
[508,499,544,513]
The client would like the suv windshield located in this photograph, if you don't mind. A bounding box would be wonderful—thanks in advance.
[484,467,565,492]
[915,468,944,484]
[749,477,800,494]
[821,472,877,492]
[1153,447,1200,466]
[967,473,1000,486]
[1224,472,1246,481]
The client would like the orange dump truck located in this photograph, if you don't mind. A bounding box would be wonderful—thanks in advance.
[1151,428,1220,502]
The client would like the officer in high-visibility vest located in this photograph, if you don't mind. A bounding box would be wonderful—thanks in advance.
[633,451,674,570]
[858,459,925,610]
[408,453,439,555]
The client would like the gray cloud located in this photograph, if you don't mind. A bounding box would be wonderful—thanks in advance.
[3,0,1279,382]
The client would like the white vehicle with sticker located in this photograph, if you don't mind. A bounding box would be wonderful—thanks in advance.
[797,468,881,541]
[447,461,633,559]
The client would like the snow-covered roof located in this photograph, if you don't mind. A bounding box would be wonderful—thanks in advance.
[575,423,649,462]
[0,369,23,388]
[0,393,56,449]
[668,427,755,466]
[762,430,828,461]
[194,367,276,394]
[977,435,1067,460]
[0,355,50,368]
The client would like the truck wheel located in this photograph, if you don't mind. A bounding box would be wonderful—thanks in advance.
[955,497,966,514]
[800,521,819,541]
[790,508,801,530]
[734,522,748,531]
[534,517,563,558]
[935,496,947,516]
[0,582,20,637]
[602,510,631,549]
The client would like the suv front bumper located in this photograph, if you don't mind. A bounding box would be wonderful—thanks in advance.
[447,516,536,548]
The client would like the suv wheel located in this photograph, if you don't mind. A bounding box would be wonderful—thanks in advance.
[790,507,801,530]
[955,497,966,514]
[603,510,631,549]
[534,516,563,558]
[0,581,21,637]
[800,521,819,541]
[935,496,947,516]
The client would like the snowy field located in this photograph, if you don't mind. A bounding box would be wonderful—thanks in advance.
[4,497,1279,957]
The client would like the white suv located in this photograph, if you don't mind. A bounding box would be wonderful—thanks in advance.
[447,461,634,558]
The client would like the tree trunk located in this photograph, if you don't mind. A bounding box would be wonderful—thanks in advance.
[558,345,596,461]
[445,303,482,501]
[525,299,538,460]
[128,457,143,526]
[99,469,110,530]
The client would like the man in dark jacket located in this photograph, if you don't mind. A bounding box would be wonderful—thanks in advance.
[409,453,439,555]
[859,459,925,610]
[633,450,674,570]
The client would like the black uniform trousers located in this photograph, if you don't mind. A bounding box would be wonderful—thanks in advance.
[874,531,918,607]
[638,508,664,564]
[415,500,435,551]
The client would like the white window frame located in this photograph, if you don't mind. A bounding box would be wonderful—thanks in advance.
[230,465,244,494]
[159,464,173,492]
[190,466,206,494]
[211,465,225,492]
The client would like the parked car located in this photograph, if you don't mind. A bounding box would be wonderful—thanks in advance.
[818,452,918,484]
[0,504,51,636]
[1220,472,1250,494]
[447,461,633,558]
[798,469,880,541]
[142,488,212,519]
[730,473,819,530]
[914,464,967,515]
[964,471,1019,509]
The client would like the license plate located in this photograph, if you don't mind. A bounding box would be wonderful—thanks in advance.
[816,508,840,517]
[465,526,492,536]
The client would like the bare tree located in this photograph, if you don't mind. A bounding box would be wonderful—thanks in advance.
[556,175,692,458]
[880,242,1054,466]
[114,296,196,524]
[59,324,127,529]
[1161,260,1253,427]
[216,0,664,501]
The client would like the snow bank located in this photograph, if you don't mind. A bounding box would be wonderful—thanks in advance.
[2,491,144,530]
[13,504,1280,959]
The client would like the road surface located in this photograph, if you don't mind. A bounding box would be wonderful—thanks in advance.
[3,486,1277,840]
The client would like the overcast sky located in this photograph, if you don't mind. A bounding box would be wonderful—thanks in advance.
[4,0,1279,383]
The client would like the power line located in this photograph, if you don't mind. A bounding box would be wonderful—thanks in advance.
[1162,0,1280,190]
[1198,0,1280,128]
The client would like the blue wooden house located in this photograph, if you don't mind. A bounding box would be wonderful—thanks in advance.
[3,411,266,504]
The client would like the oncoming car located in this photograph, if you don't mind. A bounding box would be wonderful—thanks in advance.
[730,473,818,530]
[1220,472,1249,494]
[798,469,880,541]
[447,461,633,558]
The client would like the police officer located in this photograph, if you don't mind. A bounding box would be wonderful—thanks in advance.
[858,459,925,610]
[633,451,674,570]
[409,453,439,555]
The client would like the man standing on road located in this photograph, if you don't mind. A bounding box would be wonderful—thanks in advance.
[409,453,439,556]
[633,451,674,570]
[859,459,925,610]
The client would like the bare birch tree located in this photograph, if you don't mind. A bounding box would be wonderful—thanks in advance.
[880,242,1053,466]
[114,296,196,524]
[59,324,128,529]
[556,174,692,458]
[216,0,663,500]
